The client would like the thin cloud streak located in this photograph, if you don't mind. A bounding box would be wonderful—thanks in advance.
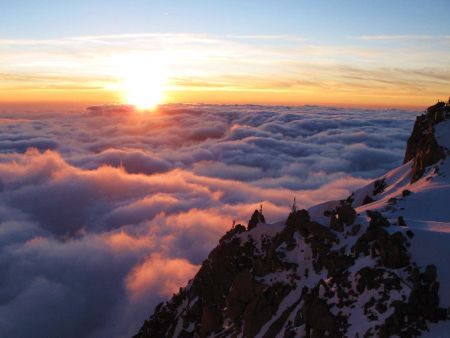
[354,34,437,41]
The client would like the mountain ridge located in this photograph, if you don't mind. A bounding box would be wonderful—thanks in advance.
[134,101,450,338]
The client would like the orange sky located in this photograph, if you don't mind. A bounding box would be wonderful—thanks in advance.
[0,87,442,110]
[0,33,449,109]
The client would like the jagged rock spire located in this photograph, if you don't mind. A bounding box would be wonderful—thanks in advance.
[247,206,266,230]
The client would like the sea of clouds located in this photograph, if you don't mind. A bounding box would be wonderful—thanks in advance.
[0,104,417,337]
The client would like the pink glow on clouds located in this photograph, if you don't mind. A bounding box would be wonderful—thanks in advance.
[126,254,199,300]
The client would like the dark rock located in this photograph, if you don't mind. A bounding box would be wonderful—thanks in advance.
[337,204,357,225]
[286,210,337,243]
[363,297,376,315]
[315,250,355,277]
[300,286,345,337]
[350,224,361,236]
[345,193,355,205]
[404,105,446,183]
[373,179,387,195]
[355,267,401,294]
[200,305,220,334]
[303,221,337,242]
[323,209,333,217]
[362,195,374,205]
[377,232,410,269]
[353,214,410,269]
[366,210,390,228]
[406,230,415,239]
[330,214,344,232]
[285,209,310,230]
[263,298,302,338]
[427,101,446,114]
[387,197,397,205]
[243,283,292,338]
[380,263,448,337]
[133,301,179,338]
[376,302,387,314]
[248,209,266,230]
[225,270,256,320]
[397,216,407,227]
[423,264,437,284]
[220,224,246,244]
[402,189,412,197]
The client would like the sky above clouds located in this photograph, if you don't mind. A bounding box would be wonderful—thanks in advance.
[2,0,449,39]
[0,0,449,106]
[0,104,417,337]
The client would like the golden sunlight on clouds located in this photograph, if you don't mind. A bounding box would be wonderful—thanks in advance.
[0,33,449,108]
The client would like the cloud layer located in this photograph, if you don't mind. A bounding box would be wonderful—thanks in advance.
[0,104,416,337]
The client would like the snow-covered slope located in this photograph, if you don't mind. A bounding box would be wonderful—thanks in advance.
[134,105,450,338]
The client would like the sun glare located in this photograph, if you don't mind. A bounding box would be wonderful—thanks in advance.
[123,73,165,110]
[113,54,168,110]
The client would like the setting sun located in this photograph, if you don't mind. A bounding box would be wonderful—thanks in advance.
[114,54,168,110]
[122,72,165,110]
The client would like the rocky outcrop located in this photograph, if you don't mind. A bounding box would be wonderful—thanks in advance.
[134,101,450,338]
[134,199,448,337]
[404,101,447,182]
[352,211,410,269]
[133,223,256,338]
[373,178,387,195]
[248,209,266,230]
[299,286,343,338]
[380,264,448,337]
[134,208,292,338]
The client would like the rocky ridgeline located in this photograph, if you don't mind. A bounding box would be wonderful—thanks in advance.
[133,206,448,337]
[404,100,449,182]
[133,102,450,338]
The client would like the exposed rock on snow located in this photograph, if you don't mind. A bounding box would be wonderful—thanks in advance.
[133,102,450,338]
[404,101,448,182]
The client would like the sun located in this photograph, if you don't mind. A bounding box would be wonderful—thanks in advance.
[122,72,165,110]
[113,54,168,110]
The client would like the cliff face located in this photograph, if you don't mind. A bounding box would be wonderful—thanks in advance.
[134,103,450,338]
[404,101,448,182]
